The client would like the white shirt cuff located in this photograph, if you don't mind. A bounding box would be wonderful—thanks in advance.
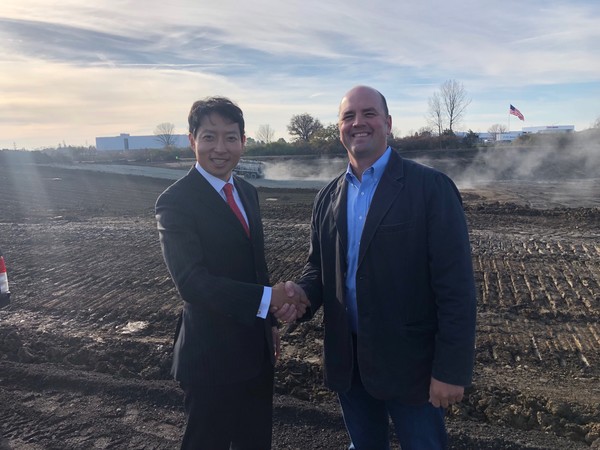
[257,286,272,318]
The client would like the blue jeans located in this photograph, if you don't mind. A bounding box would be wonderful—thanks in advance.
[338,370,447,450]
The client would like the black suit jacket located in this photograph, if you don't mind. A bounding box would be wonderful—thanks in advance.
[299,150,477,403]
[156,167,275,386]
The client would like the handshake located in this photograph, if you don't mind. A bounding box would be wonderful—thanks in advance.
[270,281,310,323]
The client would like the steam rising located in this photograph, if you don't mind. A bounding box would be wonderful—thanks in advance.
[264,158,347,181]
[416,132,600,208]
[260,132,600,208]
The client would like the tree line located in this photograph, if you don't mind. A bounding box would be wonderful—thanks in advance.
[151,80,486,156]
[3,126,597,166]
[7,79,599,159]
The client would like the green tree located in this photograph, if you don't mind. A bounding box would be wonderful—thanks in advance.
[462,130,480,148]
[310,123,344,155]
[287,113,323,142]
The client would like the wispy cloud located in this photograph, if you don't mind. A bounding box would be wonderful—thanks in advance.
[1,0,599,148]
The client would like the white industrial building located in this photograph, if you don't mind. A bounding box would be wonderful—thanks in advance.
[496,131,524,142]
[470,125,575,143]
[96,133,189,151]
[522,125,574,134]
[495,125,575,142]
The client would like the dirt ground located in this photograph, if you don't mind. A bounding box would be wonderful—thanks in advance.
[0,156,599,449]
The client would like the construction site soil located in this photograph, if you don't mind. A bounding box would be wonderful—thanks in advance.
[0,151,599,449]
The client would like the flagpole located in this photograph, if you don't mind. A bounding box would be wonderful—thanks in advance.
[508,107,510,132]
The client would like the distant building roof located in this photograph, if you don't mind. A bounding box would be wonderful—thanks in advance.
[522,125,574,134]
[95,133,189,151]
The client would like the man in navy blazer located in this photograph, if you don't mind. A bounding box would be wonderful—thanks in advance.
[156,97,307,450]
[294,86,477,449]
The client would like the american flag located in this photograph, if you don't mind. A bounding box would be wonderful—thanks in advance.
[509,104,525,121]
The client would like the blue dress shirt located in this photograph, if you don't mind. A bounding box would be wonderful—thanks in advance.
[345,147,392,332]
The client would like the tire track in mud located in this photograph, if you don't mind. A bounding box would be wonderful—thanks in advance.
[1,163,599,448]
[467,207,600,447]
[3,218,178,327]
[0,361,184,449]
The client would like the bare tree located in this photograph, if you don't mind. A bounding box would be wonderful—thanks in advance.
[154,122,177,149]
[592,116,600,129]
[287,113,323,142]
[441,80,471,132]
[427,92,445,136]
[428,80,471,134]
[488,123,508,141]
[255,124,275,144]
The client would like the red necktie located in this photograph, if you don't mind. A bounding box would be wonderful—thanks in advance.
[223,183,250,237]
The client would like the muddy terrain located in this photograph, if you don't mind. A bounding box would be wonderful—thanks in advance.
[0,154,599,449]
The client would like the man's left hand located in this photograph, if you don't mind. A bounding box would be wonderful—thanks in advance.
[429,377,464,408]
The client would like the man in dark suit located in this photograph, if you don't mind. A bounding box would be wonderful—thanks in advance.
[292,86,477,449]
[156,96,307,450]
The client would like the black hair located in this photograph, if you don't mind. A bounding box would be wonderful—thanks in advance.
[188,96,245,137]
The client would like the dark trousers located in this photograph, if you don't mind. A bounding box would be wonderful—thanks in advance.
[180,361,274,450]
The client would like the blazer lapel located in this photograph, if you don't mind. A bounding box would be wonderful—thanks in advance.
[331,175,348,255]
[189,169,249,237]
[357,152,405,268]
[331,175,349,306]
[189,168,225,209]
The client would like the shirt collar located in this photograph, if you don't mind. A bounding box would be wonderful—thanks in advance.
[195,162,233,193]
[345,146,392,185]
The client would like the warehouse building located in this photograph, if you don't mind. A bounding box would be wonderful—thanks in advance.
[96,133,189,151]
[522,125,575,134]
[493,125,575,143]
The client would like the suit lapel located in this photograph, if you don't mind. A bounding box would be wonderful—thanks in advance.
[188,169,250,238]
[188,168,224,209]
[331,175,348,255]
[331,175,349,306]
[357,152,405,268]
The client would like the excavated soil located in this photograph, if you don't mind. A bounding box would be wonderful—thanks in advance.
[0,157,599,449]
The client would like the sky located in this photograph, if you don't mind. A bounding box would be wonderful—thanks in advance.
[1,0,600,150]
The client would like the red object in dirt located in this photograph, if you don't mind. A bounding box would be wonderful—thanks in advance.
[0,256,10,307]
[0,256,8,292]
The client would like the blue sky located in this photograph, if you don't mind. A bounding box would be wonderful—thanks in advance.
[1,0,599,149]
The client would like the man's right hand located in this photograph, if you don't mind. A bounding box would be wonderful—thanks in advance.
[270,281,310,322]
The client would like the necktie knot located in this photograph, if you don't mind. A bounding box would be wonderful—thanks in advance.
[223,183,250,237]
[223,182,234,199]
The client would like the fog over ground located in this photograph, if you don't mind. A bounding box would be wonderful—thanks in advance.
[263,135,600,208]
[39,134,599,206]
[264,158,347,182]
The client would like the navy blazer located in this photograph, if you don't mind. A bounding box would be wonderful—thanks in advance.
[156,167,274,386]
[299,150,477,403]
